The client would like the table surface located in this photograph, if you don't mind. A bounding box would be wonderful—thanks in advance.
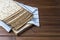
[0,0,60,40]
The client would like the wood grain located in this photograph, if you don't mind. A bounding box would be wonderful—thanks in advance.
[0,0,60,40]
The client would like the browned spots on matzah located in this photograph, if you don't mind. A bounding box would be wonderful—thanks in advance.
[3,6,33,30]
[3,8,24,23]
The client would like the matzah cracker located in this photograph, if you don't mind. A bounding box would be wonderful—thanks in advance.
[4,9,33,30]
[0,0,22,20]
[12,23,33,35]
[0,0,33,35]
[1,0,33,30]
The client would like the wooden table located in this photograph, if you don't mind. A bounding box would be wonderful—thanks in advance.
[0,0,60,40]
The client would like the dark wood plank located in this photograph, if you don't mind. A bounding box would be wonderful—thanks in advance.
[1,26,60,37]
[1,37,60,40]
[16,0,56,6]
[16,37,60,40]
[0,37,11,40]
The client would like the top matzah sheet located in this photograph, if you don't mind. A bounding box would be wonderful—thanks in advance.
[0,0,21,20]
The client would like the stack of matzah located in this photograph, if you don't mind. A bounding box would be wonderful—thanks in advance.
[0,0,33,35]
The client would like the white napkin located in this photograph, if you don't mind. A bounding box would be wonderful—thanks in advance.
[0,20,11,32]
[16,2,40,27]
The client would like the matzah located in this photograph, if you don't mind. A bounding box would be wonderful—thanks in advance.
[0,0,21,20]
[4,9,33,30]
[0,0,33,30]
[12,23,33,35]
[0,0,33,35]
